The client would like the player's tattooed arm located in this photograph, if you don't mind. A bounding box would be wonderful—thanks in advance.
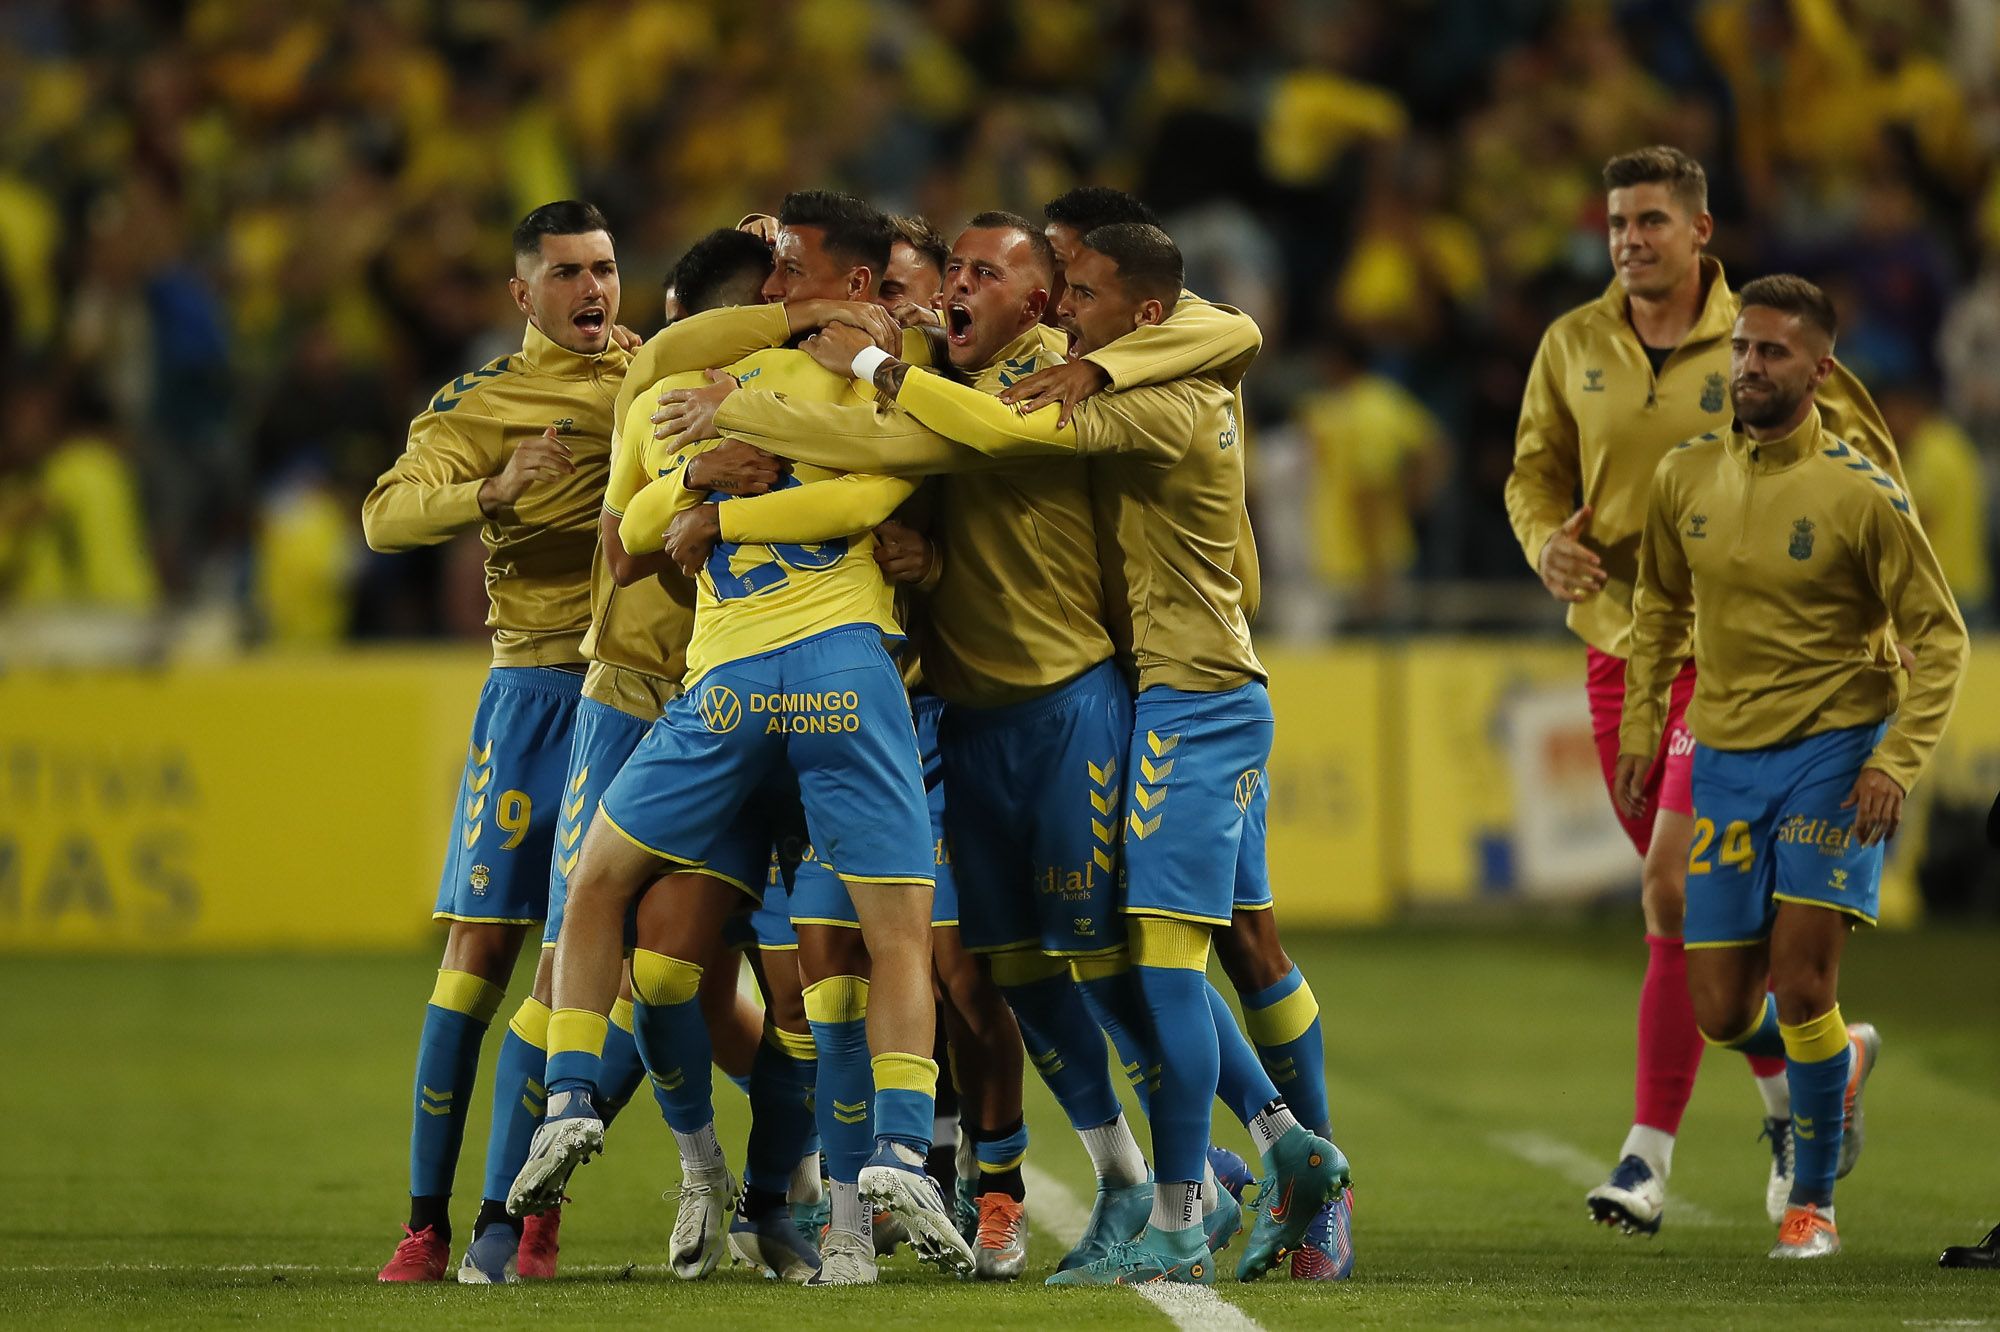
[684,440,784,496]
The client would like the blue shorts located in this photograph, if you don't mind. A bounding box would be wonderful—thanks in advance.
[599,626,933,904]
[543,697,651,947]
[434,666,583,924]
[917,694,959,929]
[940,659,1130,956]
[784,692,959,932]
[1685,721,1889,946]
[1121,681,1274,927]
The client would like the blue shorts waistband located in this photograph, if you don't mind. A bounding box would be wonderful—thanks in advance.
[1135,678,1269,709]
[941,658,1123,729]
[683,623,904,689]
[488,664,587,698]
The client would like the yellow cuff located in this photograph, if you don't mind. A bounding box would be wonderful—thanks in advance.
[630,948,704,1007]
[1244,978,1319,1047]
[1131,917,1212,972]
[872,1050,939,1097]
[430,969,505,1023]
[548,1007,609,1058]
[507,996,552,1047]
[1779,1005,1850,1064]
[803,975,870,1025]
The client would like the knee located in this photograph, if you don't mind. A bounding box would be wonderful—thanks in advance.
[441,921,523,983]
[1640,859,1686,916]
[935,947,992,1016]
[800,927,870,988]
[1690,987,1759,1047]
[1770,963,1838,1026]
[1216,918,1291,993]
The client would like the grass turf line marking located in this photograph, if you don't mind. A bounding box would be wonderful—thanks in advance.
[1490,1130,1723,1227]
[1023,1162,1270,1331]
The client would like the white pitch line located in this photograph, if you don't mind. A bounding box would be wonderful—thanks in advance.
[1022,1161,1092,1247]
[1490,1130,1722,1227]
[1022,1162,1270,1332]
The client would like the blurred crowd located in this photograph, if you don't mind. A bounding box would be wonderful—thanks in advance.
[1,0,1996,650]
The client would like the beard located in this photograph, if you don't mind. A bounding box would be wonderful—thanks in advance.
[1730,378,1807,429]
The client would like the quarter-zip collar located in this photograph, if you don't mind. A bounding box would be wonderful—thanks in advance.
[519,320,623,379]
[1592,255,1737,350]
[1727,405,1822,475]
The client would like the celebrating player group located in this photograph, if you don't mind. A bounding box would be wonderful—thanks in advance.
[360,143,1966,1290]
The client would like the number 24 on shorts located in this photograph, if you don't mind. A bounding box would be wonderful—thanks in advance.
[1688,816,1753,875]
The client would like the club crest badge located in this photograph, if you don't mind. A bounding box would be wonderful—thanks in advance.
[1788,517,1815,561]
[1701,372,1726,413]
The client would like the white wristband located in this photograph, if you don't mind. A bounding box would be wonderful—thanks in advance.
[850,345,893,384]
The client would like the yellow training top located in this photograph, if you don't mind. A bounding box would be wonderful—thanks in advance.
[714,324,1114,708]
[888,352,1263,694]
[1507,257,1903,659]
[1621,408,1966,793]
[579,369,714,720]
[362,322,627,666]
[1082,292,1264,626]
[618,348,912,687]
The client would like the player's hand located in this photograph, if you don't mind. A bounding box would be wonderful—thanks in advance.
[998,359,1109,427]
[801,323,875,378]
[890,300,943,330]
[738,213,780,245]
[608,323,644,353]
[686,439,784,496]
[479,427,574,515]
[815,300,901,353]
[1537,505,1606,604]
[664,503,723,575]
[872,520,936,585]
[1842,768,1905,846]
[1613,753,1650,822]
[653,368,738,442]
[1895,641,1917,676]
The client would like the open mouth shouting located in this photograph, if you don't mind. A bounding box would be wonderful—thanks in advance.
[572,304,608,340]
[946,301,974,348]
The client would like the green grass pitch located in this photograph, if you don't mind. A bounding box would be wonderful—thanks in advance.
[9,925,1999,1328]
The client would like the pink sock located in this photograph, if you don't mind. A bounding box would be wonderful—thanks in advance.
[1635,934,1705,1134]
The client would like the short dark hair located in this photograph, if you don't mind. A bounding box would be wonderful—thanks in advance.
[513,201,613,259]
[670,228,775,314]
[1738,273,1839,347]
[964,210,1057,281]
[1080,222,1183,311]
[1602,146,1708,217]
[777,189,894,275]
[888,215,950,278]
[1043,186,1160,234]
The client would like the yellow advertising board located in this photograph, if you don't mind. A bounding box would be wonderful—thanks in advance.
[2,640,1991,950]
[0,651,486,951]
[1261,647,1390,925]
